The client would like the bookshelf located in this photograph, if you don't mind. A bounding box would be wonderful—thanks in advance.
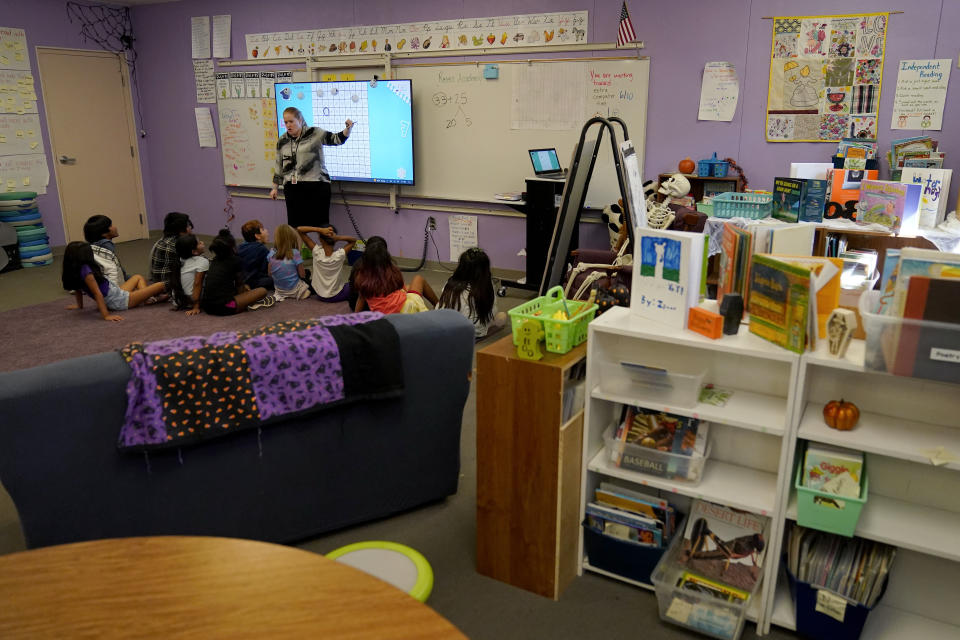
[578,306,800,634]
[578,306,960,636]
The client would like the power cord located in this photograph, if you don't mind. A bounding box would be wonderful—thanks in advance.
[399,218,429,273]
[337,182,366,243]
[430,229,455,272]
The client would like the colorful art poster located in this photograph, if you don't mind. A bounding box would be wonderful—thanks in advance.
[767,13,888,142]
[244,11,588,60]
[891,59,951,130]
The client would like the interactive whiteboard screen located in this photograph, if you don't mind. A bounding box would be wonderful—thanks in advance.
[274,79,414,185]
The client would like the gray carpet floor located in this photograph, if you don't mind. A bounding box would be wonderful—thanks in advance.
[0,237,795,639]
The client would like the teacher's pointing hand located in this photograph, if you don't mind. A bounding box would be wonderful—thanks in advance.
[344,119,354,135]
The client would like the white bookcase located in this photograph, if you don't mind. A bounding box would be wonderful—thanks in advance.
[578,306,960,637]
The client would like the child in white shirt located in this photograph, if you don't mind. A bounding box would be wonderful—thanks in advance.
[297,225,357,302]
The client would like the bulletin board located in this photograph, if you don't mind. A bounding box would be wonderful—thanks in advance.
[766,13,889,142]
[218,97,278,188]
[394,58,649,208]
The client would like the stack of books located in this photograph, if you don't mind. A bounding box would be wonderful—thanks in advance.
[802,443,864,499]
[888,135,944,180]
[585,481,679,550]
[787,524,895,608]
[609,405,709,480]
[872,247,960,383]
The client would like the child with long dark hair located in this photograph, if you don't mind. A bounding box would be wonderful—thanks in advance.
[83,214,130,286]
[149,211,192,283]
[200,229,275,315]
[352,238,438,314]
[167,233,209,316]
[62,241,166,322]
[438,247,507,338]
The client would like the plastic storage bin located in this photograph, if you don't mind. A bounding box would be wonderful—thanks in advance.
[601,361,707,409]
[794,459,868,537]
[697,201,714,216]
[651,527,757,640]
[603,425,710,484]
[697,153,730,178]
[509,285,598,354]
[787,569,886,640]
[711,192,774,219]
[859,290,960,384]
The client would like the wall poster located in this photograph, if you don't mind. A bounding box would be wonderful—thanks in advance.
[766,13,889,142]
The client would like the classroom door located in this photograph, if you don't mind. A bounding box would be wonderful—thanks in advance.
[36,48,147,244]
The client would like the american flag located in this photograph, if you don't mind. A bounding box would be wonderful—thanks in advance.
[617,1,637,46]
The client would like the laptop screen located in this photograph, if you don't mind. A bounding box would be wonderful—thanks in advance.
[529,148,561,174]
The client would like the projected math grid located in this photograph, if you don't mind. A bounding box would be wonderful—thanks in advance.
[313,82,370,179]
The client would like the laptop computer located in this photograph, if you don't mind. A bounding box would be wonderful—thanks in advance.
[528,148,566,179]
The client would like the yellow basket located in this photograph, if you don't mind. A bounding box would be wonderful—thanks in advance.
[509,286,598,354]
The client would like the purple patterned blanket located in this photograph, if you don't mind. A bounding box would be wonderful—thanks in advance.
[118,312,403,451]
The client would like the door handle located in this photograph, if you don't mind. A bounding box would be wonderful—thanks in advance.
[59,155,76,165]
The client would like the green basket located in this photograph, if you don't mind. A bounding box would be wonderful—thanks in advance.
[795,456,868,537]
[508,285,597,354]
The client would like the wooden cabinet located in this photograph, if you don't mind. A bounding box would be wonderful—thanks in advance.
[476,336,586,599]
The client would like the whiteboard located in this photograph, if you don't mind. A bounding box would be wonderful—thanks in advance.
[217,58,649,207]
[395,58,649,208]
[218,97,278,188]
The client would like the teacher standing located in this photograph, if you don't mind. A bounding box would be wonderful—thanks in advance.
[270,106,353,228]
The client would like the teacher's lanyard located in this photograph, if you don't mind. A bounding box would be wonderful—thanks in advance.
[291,132,303,184]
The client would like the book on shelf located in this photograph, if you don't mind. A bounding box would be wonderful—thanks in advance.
[585,501,663,548]
[888,248,960,318]
[631,228,706,329]
[873,248,901,316]
[717,223,752,316]
[615,406,709,457]
[803,443,864,498]
[788,524,896,608]
[892,275,960,383]
[676,571,750,603]
[857,179,921,235]
[824,168,879,221]
[679,499,769,594]
[596,481,677,540]
[747,254,812,354]
[900,167,952,229]
[772,177,827,224]
[773,255,842,341]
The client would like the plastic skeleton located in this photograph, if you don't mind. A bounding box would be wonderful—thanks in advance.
[686,518,766,571]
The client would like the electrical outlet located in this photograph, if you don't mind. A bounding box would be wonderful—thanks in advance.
[428,216,436,231]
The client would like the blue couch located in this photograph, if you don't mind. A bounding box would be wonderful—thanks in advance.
[0,310,475,549]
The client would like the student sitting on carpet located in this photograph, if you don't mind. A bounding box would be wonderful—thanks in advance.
[237,219,274,291]
[149,212,193,284]
[268,224,311,301]
[352,239,438,314]
[83,214,129,287]
[168,234,209,316]
[62,241,167,322]
[200,229,275,315]
[297,224,356,303]
[438,247,507,339]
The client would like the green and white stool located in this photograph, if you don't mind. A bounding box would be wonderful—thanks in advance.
[326,541,434,603]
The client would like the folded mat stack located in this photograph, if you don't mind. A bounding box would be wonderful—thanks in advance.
[0,191,52,268]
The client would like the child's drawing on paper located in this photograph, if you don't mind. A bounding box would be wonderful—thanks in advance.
[855,59,882,84]
[825,57,854,86]
[823,86,851,115]
[773,32,798,58]
[640,237,681,283]
[784,61,819,108]
[857,14,886,58]
[801,21,828,56]
[849,116,877,139]
[829,30,855,57]
[767,115,795,140]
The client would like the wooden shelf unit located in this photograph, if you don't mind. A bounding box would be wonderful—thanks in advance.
[476,336,587,600]
[656,172,744,203]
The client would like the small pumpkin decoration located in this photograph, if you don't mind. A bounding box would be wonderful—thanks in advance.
[823,399,860,431]
[678,157,696,174]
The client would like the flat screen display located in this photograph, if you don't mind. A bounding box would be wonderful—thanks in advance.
[274,79,414,185]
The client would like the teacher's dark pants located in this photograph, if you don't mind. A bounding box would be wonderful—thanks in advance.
[283,180,331,228]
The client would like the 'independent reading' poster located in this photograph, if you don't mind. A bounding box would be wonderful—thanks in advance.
[766,13,889,142]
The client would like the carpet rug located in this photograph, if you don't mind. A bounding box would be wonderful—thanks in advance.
[0,296,350,373]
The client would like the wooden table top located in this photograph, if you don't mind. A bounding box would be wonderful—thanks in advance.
[0,536,467,639]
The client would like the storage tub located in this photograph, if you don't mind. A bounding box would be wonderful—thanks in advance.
[509,285,597,354]
[711,192,774,219]
[787,569,886,640]
[603,425,709,484]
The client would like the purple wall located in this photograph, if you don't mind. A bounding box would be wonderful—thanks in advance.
[6,0,958,263]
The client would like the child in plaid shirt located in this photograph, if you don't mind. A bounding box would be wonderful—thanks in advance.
[149,212,193,283]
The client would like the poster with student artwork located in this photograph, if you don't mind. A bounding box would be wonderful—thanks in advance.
[767,13,888,142]
[891,59,950,130]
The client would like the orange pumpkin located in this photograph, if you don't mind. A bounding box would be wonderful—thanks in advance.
[823,399,860,431]
[678,157,696,174]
